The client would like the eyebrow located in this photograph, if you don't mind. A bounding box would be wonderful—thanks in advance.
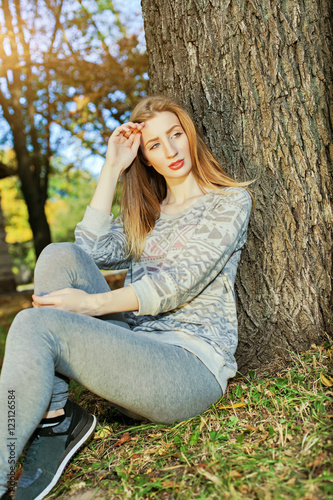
[144,124,181,147]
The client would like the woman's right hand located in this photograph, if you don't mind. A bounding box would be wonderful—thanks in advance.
[105,122,145,174]
[89,122,145,214]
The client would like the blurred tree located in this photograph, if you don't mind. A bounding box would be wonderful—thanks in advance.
[0,196,16,293]
[45,165,98,243]
[0,174,34,284]
[0,0,147,258]
[0,162,104,284]
[141,0,333,370]
[0,149,16,292]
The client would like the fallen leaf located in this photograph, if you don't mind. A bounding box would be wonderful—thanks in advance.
[218,402,246,410]
[161,465,186,471]
[197,467,221,486]
[114,432,131,447]
[298,496,318,500]
[162,481,179,488]
[238,485,250,493]
[229,470,242,478]
[246,425,256,431]
[94,426,113,440]
[97,470,108,480]
[308,452,328,468]
[320,372,333,387]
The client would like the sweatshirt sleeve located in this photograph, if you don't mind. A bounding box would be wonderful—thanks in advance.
[129,188,252,316]
[74,206,131,270]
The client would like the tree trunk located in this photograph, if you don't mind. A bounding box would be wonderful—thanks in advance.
[141,0,333,371]
[0,196,16,293]
[12,121,51,259]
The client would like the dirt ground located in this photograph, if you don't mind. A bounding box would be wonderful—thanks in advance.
[63,488,106,499]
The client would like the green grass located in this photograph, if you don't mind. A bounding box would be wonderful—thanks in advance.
[1,294,332,499]
[50,343,333,499]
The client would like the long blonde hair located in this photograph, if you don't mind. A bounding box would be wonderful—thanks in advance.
[121,95,250,259]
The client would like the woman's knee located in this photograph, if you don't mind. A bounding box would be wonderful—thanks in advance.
[6,308,45,346]
[34,242,87,294]
[35,242,80,270]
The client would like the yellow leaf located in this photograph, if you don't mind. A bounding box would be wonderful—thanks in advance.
[218,402,246,410]
[320,372,333,387]
[94,426,113,440]
[229,470,243,479]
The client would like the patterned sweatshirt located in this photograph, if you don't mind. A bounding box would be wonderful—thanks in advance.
[74,187,252,390]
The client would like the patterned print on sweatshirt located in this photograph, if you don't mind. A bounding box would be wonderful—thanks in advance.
[74,187,252,389]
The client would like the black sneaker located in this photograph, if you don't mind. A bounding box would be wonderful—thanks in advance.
[15,400,97,500]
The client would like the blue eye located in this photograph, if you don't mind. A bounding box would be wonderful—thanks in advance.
[150,142,160,150]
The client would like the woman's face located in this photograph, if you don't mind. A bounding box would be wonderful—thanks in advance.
[140,111,192,182]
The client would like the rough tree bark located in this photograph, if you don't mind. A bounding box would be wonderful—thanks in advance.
[141,0,333,371]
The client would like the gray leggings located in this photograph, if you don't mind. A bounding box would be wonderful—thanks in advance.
[0,243,222,495]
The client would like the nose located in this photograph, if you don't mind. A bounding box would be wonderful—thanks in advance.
[164,140,178,158]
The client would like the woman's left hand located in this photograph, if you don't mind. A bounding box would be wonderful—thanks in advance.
[32,288,104,316]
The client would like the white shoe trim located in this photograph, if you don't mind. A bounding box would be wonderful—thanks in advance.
[33,415,97,500]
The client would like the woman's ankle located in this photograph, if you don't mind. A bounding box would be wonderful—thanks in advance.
[43,408,65,419]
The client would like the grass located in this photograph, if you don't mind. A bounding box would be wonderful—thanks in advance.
[1,293,332,499]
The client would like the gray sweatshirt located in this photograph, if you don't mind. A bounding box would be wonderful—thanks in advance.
[74,186,252,390]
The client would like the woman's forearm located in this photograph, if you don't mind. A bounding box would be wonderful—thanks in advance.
[93,285,139,315]
[32,286,139,316]
[89,162,121,215]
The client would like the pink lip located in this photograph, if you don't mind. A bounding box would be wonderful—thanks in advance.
[169,159,184,170]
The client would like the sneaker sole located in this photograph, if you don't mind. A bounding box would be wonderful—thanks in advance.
[33,414,97,500]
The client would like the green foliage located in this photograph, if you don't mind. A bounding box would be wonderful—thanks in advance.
[46,168,97,243]
[50,342,333,499]
[0,0,147,254]
[0,299,331,500]
[0,0,147,154]
[0,164,121,283]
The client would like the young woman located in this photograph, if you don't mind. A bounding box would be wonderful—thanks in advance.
[0,95,252,500]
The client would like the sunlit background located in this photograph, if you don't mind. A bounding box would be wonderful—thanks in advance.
[0,0,147,285]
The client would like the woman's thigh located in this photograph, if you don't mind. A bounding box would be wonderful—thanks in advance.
[7,307,222,424]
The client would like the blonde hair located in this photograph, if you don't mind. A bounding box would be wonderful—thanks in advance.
[120,95,251,259]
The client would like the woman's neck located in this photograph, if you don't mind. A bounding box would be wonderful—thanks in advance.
[161,173,207,214]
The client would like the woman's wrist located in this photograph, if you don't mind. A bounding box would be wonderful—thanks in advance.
[92,287,139,316]
[103,159,129,177]
[92,291,113,316]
